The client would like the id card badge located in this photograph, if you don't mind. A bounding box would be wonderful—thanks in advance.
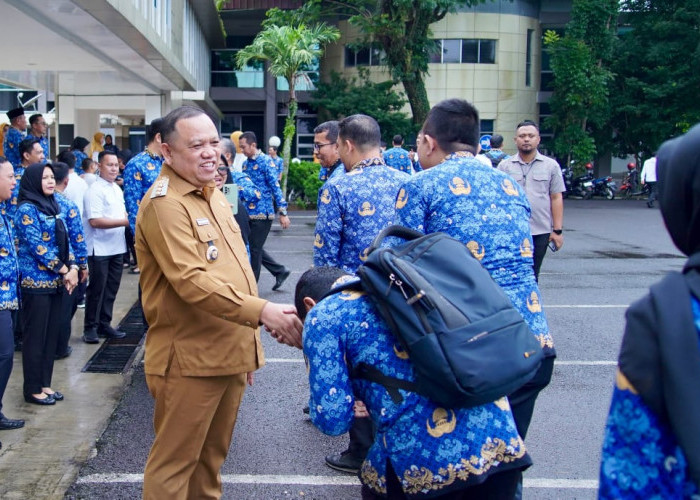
[222,184,239,215]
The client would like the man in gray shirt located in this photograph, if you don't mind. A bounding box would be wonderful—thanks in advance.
[498,120,565,281]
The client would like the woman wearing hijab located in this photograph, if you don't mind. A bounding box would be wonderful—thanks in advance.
[14,163,79,405]
[599,124,700,498]
[89,132,104,161]
[70,136,90,176]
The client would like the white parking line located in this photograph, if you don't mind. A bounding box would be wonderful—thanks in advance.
[77,473,598,489]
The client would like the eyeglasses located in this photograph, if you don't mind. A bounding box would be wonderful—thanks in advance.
[217,167,229,173]
[313,142,334,152]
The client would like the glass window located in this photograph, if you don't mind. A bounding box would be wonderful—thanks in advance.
[442,39,461,63]
[480,40,496,64]
[526,30,534,86]
[355,47,370,66]
[540,72,555,91]
[462,40,479,63]
[429,40,442,63]
[370,46,385,66]
[480,120,495,135]
[345,46,356,67]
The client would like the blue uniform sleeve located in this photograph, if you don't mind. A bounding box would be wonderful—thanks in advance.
[599,369,695,499]
[15,205,65,273]
[304,301,355,436]
[263,157,287,211]
[124,161,142,235]
[230,172,261,205]
[313,184,343,267]
[62,199,88,269]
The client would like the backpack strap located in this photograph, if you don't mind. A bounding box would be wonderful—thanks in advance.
[350,362,419,404]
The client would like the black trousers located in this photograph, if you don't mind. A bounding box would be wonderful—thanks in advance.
[348,416,375,459]
[85,254,123,332]
[0,310,13,414]
[56,287,77,356]
[531,233,550,282]
[508,356,555,439]
[248,219,272,281]
[361,460,521,499]
[262,249,285,277]
[21,291,63,396]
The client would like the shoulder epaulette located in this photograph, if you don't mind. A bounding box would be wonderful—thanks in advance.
[150,176,169,198]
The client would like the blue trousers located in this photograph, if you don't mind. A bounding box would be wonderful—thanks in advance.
[0,310,14,415]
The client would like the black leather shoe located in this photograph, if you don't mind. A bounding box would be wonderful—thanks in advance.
[24,394,55,406]
[82,329,99,344]
[272,269,291,291]
[44,391,64,401]
[325,451,363,474]
[55,346,73,360]
[99,325,126,339]
[0,416,25,430]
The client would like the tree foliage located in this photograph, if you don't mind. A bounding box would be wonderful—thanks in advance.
[609,0,700,161]
[311,69,416,143]
[267,0,481,126]
[544,0,618,172]
[236,22,339,195]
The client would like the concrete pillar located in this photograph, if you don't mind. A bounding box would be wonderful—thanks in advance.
[145,95,163,123]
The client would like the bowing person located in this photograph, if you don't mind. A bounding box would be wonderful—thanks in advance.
[14,163,78,405]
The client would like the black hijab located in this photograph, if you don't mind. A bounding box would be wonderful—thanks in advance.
[17,163,70,266]
[618,123,700,489]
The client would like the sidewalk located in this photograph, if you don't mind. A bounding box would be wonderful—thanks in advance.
[0,269,142,499]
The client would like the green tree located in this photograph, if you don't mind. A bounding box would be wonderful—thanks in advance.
[311,69,416,143]
[267,0,482,126]
[544,0,618,172]
[609,0,700,161]
[236,22,339,195]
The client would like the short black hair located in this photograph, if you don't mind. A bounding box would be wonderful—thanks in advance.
[146,117,164,143]
[71,136,89,151]
[490,134,504,148]
[160,107,206,145]
[338,115,381,150]
[314,121,340,143]
[269,145,278,153]
[56,150,76,169]
[240,131,257,146]
[422,99,479,154]
[28,114,43,126]
[98,150,118,163]
[392,134,403,145]
[516,120,539,133]
[20,138,41,159]
[294,266,349,322]
[118,149,133,164]
[81,157,95,172]
[52,162,70,184]
[0,155,7,164]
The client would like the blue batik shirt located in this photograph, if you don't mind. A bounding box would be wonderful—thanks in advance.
[305,285,531,498]
[3,127,25,168]
[383,146,413,174]
[27,134,49,160]
[0,212,19,311]
[599,297,700,500]
[72,150,88,176]
[55,192,87,270]
[15,203,74,291]
[123,149,164,234]
[314,158,408,273]
[394,152,554,355]
[4,164,26,226]
[242,151,287,219]
[271,155,284,181]
[230,171,261,205]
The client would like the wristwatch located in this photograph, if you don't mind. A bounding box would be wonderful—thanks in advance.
[279,209,288,217]
[552,229,563,235]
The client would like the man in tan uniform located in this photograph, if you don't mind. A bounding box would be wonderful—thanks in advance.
[135,106,302,499]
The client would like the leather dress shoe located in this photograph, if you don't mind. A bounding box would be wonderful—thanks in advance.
[44,391,64,401]
[99,325,126,339]
[272,269,291,291]
[24,394,55,406]
[55,346,73,360]
[82,329,99,344]
[0,415,25,430]
[325,450,363,474]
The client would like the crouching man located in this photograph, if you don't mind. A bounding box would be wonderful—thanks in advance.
[295,266,531,499]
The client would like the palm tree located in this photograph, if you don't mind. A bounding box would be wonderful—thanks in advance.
[237,23,339,196]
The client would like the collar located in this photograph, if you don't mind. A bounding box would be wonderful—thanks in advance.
[349,157,384,171]
[160,163,216,201]
[443,151,475,163]
[144,147,162,160]
[513,151,544,165]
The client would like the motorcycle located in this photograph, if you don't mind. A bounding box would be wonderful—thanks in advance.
[592,175,617,199]
[562,163,594,199]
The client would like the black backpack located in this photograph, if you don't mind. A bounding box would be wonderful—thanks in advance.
[485,150,508,168]
[333,225,544,408]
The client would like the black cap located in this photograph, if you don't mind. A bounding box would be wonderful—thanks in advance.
[6,107,24,120]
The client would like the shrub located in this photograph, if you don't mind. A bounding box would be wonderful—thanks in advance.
[286,160,323,209]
